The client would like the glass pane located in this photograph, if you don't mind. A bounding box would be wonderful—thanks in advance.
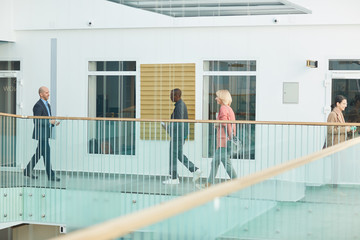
[124,142,360,239]
[88,61,136,71]
[205,76,256,159]
[332,79,360,124]
[204,60,256,71]
[0,116,16,167]
[0,61,20,71]
[122,61,136,71]
[0,78,16,114]
[88,75,136,155]
[329,60,360,70]
[0,78,16,166]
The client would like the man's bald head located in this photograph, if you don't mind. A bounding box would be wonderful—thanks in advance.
[39,86,50,101]
[39,86,48,94]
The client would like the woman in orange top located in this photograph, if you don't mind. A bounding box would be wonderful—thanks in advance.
[203,90,238,188]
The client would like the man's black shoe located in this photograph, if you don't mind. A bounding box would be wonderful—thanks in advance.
[48,176,60,182]
[24,171,38,179]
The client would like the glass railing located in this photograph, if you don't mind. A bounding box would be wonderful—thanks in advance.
[123,140,360,240]
[55,136,360,240]
[0,113,359,238]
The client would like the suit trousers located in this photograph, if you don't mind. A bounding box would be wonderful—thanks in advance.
[169,136,197,179]
[25,139,54,178]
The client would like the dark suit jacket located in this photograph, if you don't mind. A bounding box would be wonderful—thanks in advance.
[32,99,53,140]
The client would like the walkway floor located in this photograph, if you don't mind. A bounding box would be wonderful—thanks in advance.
[1,169,207,195]
[2,170,360,240]
[221,185,360,240]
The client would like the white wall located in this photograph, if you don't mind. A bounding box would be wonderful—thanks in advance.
[6,25,360,121]
[3,0,360,120]
[0,0,15,41]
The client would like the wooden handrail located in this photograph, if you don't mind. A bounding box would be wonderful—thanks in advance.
[50,137,360,240]
[0,112,21,118]
[1,112,360,126]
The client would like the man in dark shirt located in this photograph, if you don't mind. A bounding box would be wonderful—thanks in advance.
[163,88,202,185]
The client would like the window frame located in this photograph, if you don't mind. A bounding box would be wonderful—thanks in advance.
[87,61,137,156]
[203,60,257,160]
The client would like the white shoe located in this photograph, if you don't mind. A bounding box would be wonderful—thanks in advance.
[195,183,204,190]
[193,169,202,183]
[196,183,211,190]
[162,178,180,185]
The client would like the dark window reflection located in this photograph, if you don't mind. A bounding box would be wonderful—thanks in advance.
[205,61,256,71]
[0,78,16,113]
[0,61,20,71]
[89,75,136,155]
[332,79,360,126]
[96,76,135,118]
[89,61,136,71]
[329,60,360,71]
[0,78,16,166]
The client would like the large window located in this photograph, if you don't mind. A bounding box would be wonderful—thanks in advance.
[203,61,256,159]
[330,60,360,124]
[88,61,136,155]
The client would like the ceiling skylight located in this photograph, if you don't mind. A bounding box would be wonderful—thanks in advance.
[108,0,311,17]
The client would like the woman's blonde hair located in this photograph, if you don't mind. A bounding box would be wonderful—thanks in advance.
[216,89,232,106]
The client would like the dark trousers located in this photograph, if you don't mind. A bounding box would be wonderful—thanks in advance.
[25,139,54,178]
[169,137,197,179]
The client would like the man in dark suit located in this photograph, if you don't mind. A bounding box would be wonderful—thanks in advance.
[24,86,60,181]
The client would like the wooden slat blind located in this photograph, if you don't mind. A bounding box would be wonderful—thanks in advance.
[140,63,195,140]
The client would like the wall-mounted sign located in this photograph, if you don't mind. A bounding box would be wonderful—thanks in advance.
[306,60,318,68]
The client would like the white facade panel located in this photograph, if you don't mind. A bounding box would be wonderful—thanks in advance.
[3,25,360,122]
[0,0,15,41]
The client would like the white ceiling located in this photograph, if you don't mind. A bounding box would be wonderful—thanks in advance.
[107,0,311,17]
